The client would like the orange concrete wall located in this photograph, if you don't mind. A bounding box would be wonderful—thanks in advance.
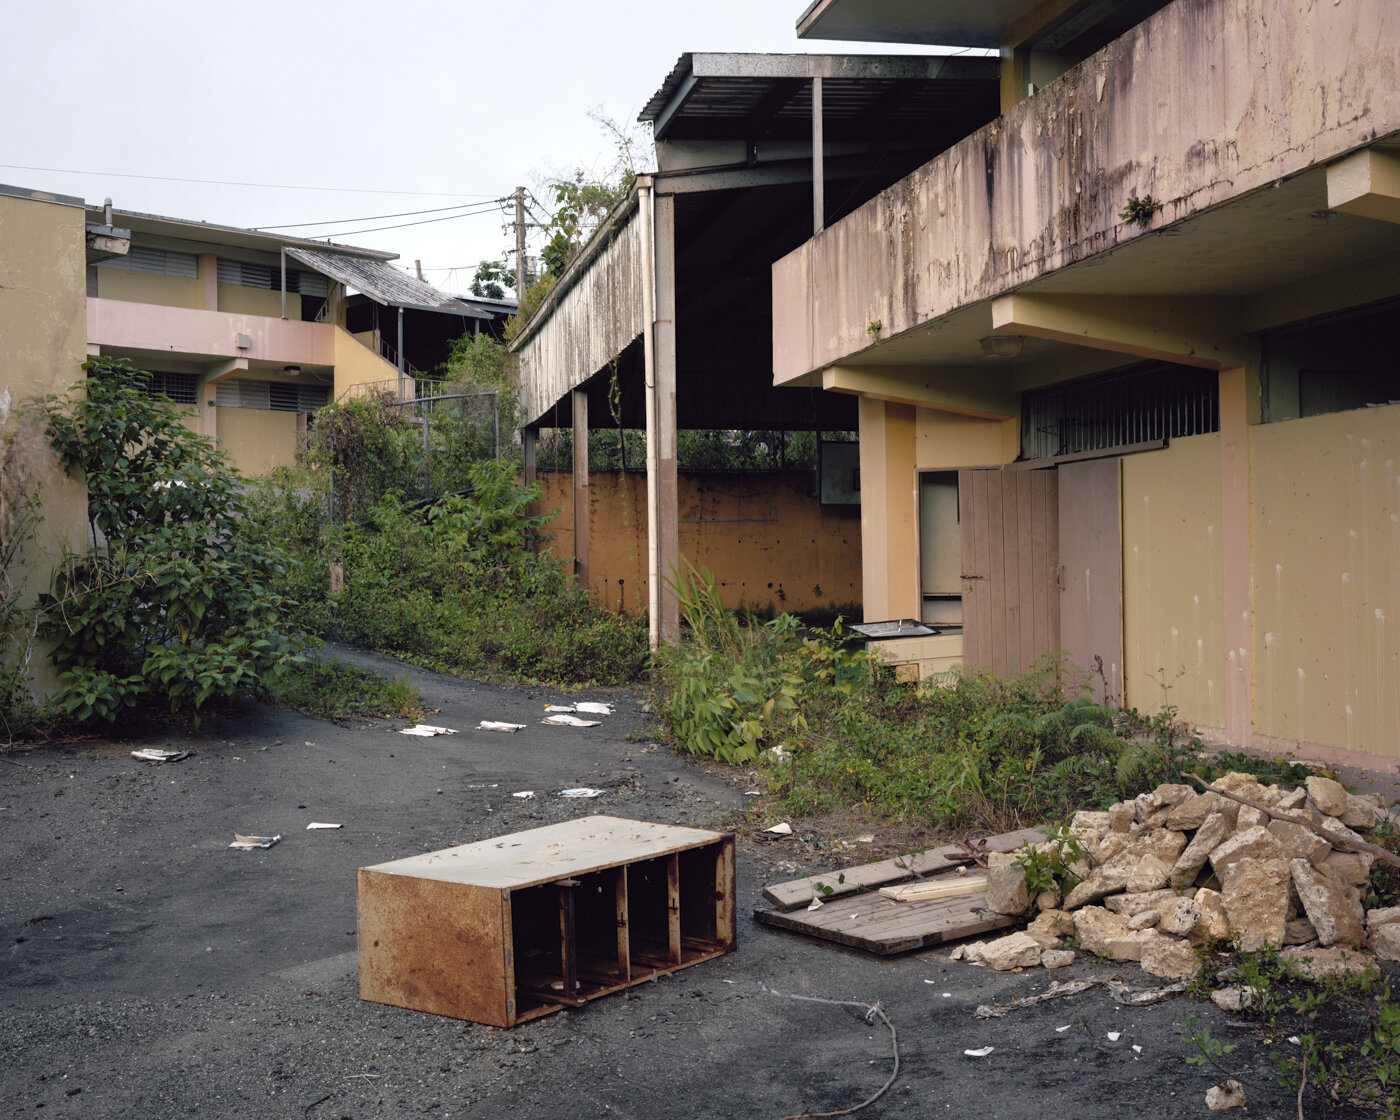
[536,470,861,617]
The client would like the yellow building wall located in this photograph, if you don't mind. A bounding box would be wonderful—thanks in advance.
[215,408,300,476]
[333,326,400,398]
[537,470,862,617]
[0,191,91,696]
[1250,406,1400,758]
[1121,434,1227,727]
[218,283,300,319]
[95,266,204,309]
[915,409,1017,469]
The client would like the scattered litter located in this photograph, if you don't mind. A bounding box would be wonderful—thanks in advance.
[512,791,535,800]
[975,977,1187,1019]
[807,897,824,912]
[765,745,790,762]
[574,702,614,715]
[743,789,762,797]
[1205,1080,1246,1111]
[130,749,190,763]
[229,834,280,849]
[478,721,526,733]
[306,822,342,830]
[963,1047,995,1058]
[1106,1031,1121,1042]
[398,725,457,737]
[1132,1045,1143,1054]
[543,704,575,712]
[1055,1025,1071,1033]
[541,714,601,728]
[558,788,603,799]
[942,993,951,998]
[923,979,936,984]
[762,822,793,836]
[1288,1036,1301,1045]
[856,834,874,843]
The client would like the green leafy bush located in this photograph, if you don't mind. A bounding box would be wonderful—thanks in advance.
[39,358,305,722]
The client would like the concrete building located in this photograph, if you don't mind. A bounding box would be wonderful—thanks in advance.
[773,0,1400,766]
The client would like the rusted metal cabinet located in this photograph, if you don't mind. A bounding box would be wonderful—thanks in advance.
[357,815,736,1026]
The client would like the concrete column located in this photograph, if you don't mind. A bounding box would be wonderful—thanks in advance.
[572,389,590,590]
[200,253,218,311]
[522,428,537,488]
[811,76,824,235]
[653,194,681,643]
[1218,365,1255,745]
[857,397,919,622]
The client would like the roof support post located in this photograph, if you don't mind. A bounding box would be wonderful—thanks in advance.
[812,75,825,235]
[653,192,681,645]
[280,248,287,320]
[1218,364,1255,747]
[397,306,405,400]
[572,388,590,591]
[522,427,537,551]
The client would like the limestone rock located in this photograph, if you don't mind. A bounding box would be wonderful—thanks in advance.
[1191,888,1232,945]
[1105,888,1185,917]
[1267,819,1332,865]
[1291,859,1366,948]
[1205,1080,1246,1111]
[1140,933,1198,981]
[1305,775,1349,817]
[1107,801,1135,834]
[1368,923,1400,962]
[1127,854,1171,894]
[1318,815,1368,853]
[1071,809,1111,834]
[1063,871,1126,910]
[1095,832,1131,866]
[985,851,1031,916]
[1283,918,1317,945]
[1159,897,1203,937]
[1128,910,1160,931]
[1163,791,1218,831]
[1321,850,1372,887]
[1034,888,1062,912]
[1214,772,1262,795]
[1276,787,1307,812]
[1171,812,1230,888]
[1209,825,1286,877]
[1151,783,1195,809]
[954,941,986,963]
[1366,905,1400,928]
[1041,948,1076,969]
[1341,794,1379,830]
[1210,986,1259,1012]
[1025,909,1075,948]
[1220,858,1290,951]
[980,930,1043,971]
[1237,805,1268,830]
[1280,945,1374,981]
[1072,906,1129,955]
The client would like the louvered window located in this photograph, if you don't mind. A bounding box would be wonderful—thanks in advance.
[215,379,329,412]
[97,247,198,277]
[146,372,198,404]
[217,259,328,296]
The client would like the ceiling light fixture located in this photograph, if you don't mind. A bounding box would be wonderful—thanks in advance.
[979,334,1024,359]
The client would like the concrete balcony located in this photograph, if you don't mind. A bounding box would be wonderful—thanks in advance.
[772,0,1400,393]
[86,297,335,370]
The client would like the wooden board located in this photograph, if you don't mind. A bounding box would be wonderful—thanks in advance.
[878,875,986,902]
[760,826,1045,911]
[753,888,1017,956]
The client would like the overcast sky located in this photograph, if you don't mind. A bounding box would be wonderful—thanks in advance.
[5,1,937,296]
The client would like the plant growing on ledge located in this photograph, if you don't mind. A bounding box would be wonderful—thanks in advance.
[1119,194,1161,229]
[866,319,883,345]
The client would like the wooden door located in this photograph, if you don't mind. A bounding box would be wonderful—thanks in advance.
[1057,458,1123,703]
[959,468,1060,674]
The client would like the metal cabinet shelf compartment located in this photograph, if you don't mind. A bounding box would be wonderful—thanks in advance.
[357,815,736,1026]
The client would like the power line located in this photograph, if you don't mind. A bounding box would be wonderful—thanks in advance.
[303,206,508,239]
[0,162,493,198]
[254,198,509,230]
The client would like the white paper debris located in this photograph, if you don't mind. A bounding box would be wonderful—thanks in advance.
[558,788,603,799]
[765,745,790,761]
[512,791,535,800]
[306,822,342,830]
[807,896,824,911]
[1132,1045,1143,1054]
[924,979,936,984]
[963,1047,995,1058]
[1288,1036,1301,1045]
[743,789,762,797]
[1106,1032,1121,1042]
[543,704,575,712]
[398,725,457,737]
[574,701,614,715]
[541,714,601,728]
[1055,1025,1071,1033]
[131,749,190,763]
[229,834,280,849]
[856,834,874,843]
[478,721,526,732]
[763,822,793,836]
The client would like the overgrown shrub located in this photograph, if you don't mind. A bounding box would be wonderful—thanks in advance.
[38,358,305,722]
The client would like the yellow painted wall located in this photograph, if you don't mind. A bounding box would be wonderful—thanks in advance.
[333,325,400,398]
[215,407,300,476]
[95,266,204,309]
[0,191,91,696]
[1251,406,1400,758]
[218,283,299,319]
[537,470,862,617]
[915,409,1017,469]
[1121,434,1227,727]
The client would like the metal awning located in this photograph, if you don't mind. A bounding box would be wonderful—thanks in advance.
[284,246,477,316]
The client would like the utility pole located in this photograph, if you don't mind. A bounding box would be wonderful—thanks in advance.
[514,186,527,301]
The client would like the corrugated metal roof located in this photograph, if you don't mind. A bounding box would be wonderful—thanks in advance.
[285,247,472,315]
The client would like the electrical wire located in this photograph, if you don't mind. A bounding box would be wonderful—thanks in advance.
[299,206,509,240]
[255,199,509,231]
[0,162,494,198]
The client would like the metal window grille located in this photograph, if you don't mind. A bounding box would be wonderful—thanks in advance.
[146,372,197,404]
[215,379,328,412]
[216,259,327,296]
[97,246,198,278]
[1019,362,1219,460]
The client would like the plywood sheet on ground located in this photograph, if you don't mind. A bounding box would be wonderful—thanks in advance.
[753,888,1016,956]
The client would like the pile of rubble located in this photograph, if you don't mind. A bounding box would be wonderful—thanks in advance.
[952,772,1400,981]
